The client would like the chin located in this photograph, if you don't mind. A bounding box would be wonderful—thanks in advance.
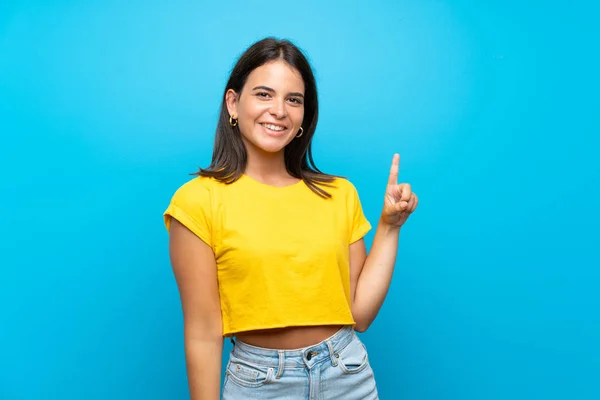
[251,134,293,153]
[255,141,288,153]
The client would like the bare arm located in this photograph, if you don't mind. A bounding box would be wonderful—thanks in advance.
[349,223,401,332]
[169,218,223,400]
[349,154,418,332]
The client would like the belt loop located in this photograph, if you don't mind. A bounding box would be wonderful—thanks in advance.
[275,350,285,379]
[325,339,338,366]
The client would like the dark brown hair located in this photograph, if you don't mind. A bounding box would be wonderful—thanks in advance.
[194,37,339,198]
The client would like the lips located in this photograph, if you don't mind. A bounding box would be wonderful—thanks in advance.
[259,122,288,137]
[259,122,287,131]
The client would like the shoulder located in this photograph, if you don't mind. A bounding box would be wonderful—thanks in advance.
[164,176,219,243]
[173,174,229,194]
[329,176,360,197]
[169,176,221,206]
[331,176,356,189]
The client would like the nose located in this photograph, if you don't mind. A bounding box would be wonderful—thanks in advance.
[269,99,287,119]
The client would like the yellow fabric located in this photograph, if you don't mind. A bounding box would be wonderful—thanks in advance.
[163,174,371,337]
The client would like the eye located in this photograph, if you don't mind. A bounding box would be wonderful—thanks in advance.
[288,97,303,104]
[256,91,271,98]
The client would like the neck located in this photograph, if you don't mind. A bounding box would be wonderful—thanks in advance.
[243,141,289,181]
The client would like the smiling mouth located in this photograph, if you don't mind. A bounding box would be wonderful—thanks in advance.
[259,123,287,132]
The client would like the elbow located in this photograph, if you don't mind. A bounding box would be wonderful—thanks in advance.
[353,318,371,333]
[351,301,373,333]
[184,321,223,344]
[352,306,369,333]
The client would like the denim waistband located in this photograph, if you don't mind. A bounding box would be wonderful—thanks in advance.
[231,325,355,369]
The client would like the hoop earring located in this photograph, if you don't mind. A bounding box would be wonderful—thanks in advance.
[229,116,238,127]
[296,127,304,138]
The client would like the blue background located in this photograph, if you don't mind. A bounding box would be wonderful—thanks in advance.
[1,1,598,399]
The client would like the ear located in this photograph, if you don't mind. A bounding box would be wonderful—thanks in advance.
[225,89,239,119]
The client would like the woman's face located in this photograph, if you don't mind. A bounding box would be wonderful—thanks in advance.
[226,60,305,154]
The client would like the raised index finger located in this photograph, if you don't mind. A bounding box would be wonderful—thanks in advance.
[388,153,400,185]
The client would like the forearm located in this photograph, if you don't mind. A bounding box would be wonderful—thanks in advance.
[184,338,223,400]
[353,218,401,332]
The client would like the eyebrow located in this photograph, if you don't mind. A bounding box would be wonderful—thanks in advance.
[252,85,304,98]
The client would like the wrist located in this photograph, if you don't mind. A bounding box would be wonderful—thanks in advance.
[378,216,402,234]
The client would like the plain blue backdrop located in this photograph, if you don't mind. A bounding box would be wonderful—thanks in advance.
[1,0,598,399]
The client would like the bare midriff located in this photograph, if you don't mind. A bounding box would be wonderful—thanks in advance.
[233,324,347,350]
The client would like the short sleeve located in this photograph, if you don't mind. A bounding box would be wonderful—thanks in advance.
[163,178,213,247]
[346,180,371,244]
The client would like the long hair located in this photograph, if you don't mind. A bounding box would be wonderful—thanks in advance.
[194,37,339,198]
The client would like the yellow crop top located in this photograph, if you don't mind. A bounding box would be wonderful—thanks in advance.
[163,173,371,337]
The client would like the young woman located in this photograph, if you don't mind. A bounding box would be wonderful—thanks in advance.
[164,37,418,400]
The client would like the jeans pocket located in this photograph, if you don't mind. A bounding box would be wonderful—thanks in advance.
[336,335,370,374]
[226,356,274,388]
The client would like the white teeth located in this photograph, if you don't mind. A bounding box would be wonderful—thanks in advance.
[261,123,285,131]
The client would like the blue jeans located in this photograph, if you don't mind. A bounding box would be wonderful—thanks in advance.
[222,325,379,399]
